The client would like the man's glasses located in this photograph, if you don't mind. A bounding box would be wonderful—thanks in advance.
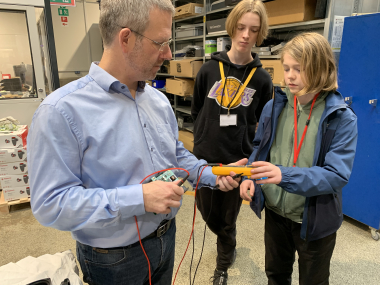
[121,27,172,52]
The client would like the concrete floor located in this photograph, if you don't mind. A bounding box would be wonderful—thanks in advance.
[1,192,379,284]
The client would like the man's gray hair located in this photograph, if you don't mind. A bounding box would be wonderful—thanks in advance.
[99,0,175,47]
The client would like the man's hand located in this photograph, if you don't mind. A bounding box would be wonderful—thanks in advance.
[240,179,255,202]
[250,161,282,185]
[216,158,248,192]
[142,180,184,214]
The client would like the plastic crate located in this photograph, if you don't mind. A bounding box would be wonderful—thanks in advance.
[152,80,166,89]
[175,25,203,38]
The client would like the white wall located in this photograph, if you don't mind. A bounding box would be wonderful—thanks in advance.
[50,0,103,84]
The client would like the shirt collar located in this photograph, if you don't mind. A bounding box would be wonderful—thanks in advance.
[88,62,146,92]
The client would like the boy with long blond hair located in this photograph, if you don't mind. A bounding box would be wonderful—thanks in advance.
[238,32,358,284]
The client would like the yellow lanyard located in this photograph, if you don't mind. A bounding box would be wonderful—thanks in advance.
[219,61,257,111]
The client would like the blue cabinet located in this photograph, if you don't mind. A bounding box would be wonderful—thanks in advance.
[338,13,380,240]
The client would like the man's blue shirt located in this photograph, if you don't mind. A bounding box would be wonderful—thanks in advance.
[28,63,216,247]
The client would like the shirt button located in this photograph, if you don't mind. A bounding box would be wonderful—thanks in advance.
[151,148,153,152]
[121,86,125,89]
[144,124,146,127]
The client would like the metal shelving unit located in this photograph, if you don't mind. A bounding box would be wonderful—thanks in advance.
[174,14,203,23]
[184,125,194,132]
[175,35,204,41]
[168,0,334,123]
[205,54,280,59]
[206,32,228,38]
[156,73,174,77]
[259,55,281,59]
[175,0,204,4]
[176,106,191,115]
[270,18,326,31]
[206,6,233,15]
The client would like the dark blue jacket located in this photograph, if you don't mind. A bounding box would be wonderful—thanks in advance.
[248,87,358,241]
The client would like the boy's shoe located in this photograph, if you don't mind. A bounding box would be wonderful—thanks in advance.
[211,269,228,285]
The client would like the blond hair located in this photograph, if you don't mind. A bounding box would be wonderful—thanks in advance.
[99,0,174,47]
[280,32,338,96]
[226,0,269,46]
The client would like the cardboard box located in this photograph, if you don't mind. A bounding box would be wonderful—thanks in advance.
[174,3,203,20]
[0,146,27,163]
[265,0,317,26]
[166,78,195,96]
[1,174,29,188]
[0,161,28,176]
[178,130,194,152]
[261,60,284,85]
[217,37,231,52]
[2,185,30,202]
[0,125,28,149]
[169,59,203,78]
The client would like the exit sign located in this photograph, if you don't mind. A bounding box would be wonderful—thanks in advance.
[51,0,76,7]
[58,7,69,16]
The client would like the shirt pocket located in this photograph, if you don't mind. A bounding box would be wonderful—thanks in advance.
[156,123,176,159]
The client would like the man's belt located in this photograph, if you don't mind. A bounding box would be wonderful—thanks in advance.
[91,218,173,253]
[144,218,172,239]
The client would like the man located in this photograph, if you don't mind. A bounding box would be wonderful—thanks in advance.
[27,1,245,285]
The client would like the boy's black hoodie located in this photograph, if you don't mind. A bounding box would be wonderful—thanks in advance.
[191,50,273,164]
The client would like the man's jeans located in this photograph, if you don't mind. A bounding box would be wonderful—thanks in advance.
[76,219,176,285]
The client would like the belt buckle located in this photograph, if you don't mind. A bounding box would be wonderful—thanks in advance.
[156,221,168,237]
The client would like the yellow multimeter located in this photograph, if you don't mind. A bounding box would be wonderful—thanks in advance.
[211,165,256,177]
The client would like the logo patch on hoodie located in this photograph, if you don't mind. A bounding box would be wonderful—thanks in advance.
[207,77,256,109]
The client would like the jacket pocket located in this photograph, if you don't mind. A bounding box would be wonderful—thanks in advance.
[85,248,126,267]
[307,193,343,241]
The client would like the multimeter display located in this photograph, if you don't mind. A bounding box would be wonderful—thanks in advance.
[150,170,189,192]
